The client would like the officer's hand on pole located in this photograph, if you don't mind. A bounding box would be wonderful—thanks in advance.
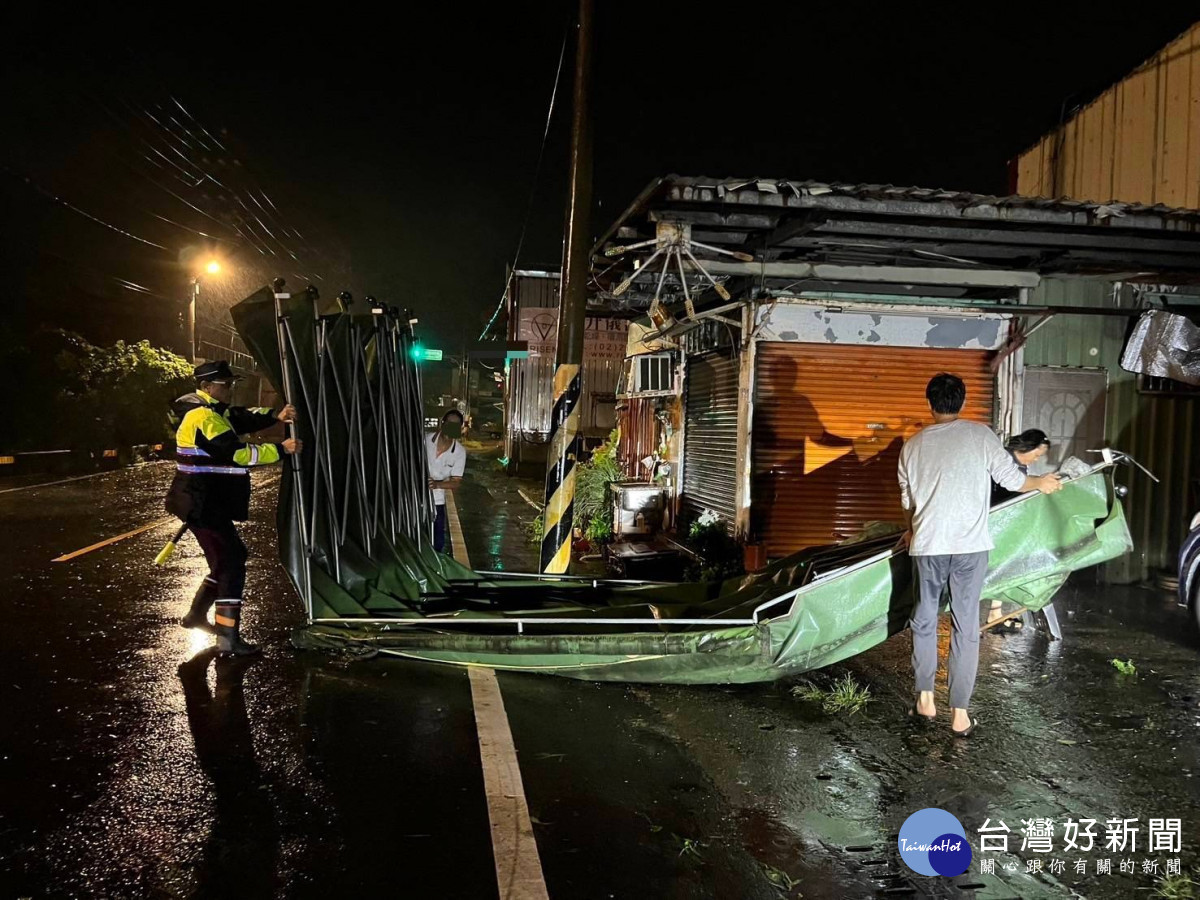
[277,404,298,423]
[283,437,303,454]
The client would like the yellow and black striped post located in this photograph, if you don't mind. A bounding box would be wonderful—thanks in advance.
[542,364,582,572]
[541,0,593,574]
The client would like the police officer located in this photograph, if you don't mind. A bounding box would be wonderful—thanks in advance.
[167,361,301,656]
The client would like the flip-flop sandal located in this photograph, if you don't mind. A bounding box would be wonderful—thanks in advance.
[908,704,936,725]
[952,717,980,738]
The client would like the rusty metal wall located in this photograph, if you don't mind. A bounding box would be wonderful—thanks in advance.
[616,397,658,481]
[1023,277,1200,582]
[681,353,739,531]
[1016,23,1200,206]
[751,342,995,557]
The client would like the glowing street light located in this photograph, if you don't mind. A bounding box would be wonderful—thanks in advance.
[189,259,228,363]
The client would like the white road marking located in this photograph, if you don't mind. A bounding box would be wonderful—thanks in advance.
[446,490,469,558]
[446,493,550,900]
[52,517,175,562]
[468,669,550,900]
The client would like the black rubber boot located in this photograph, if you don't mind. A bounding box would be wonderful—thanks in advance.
[180,577,218,632]
[214,600,262,657]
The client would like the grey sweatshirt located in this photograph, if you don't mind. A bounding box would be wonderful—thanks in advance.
[897,419,1026,556]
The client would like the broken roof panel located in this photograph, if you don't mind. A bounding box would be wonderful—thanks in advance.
[592,175,1200,312]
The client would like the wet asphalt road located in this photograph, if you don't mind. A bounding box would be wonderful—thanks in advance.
[3,456,1200,899]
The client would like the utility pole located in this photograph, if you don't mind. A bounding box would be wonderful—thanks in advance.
[188,278,199,362]
[541,0,593,574]
[462,337,470,430]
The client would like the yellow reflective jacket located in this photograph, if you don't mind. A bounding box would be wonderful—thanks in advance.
[165,390,283,523]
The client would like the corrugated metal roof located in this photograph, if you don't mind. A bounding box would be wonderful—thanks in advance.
[665,176,1200,227]
[590,174,1200,313]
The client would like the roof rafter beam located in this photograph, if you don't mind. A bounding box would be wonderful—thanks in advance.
[795,218,1200,255]
[695,259,1041,289]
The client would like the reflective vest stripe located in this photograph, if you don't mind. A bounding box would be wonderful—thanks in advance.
[176,464,250,476]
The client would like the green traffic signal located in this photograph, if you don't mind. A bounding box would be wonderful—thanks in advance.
[408,344,443,362]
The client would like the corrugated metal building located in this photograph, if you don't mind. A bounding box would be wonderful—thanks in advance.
[1015,22,1200,208]
[1020,279,1200,583]
[1014,24,1200,581]
[1011,22,1200,581]
[501,270,626,474]
[593,176,1200,583]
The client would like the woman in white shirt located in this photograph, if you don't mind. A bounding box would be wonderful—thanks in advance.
[426,410,467,553]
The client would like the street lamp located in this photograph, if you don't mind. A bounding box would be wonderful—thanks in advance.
[189,259,224,363]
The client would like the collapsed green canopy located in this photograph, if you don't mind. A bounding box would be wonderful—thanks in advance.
[233,285,1131,684]
[295,470,1129,683]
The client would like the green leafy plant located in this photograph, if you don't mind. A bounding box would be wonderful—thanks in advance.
[1111,658,1137,676]
[524,515,544,545]
[0,328,192,452]
[791,674,873,716]
[573,430,622,546]
[684,509,745,582]
[792,683,826,704]
[677,837,706,860]
[1156,870,1198,900]
[584,517,612,544]
[762,863,803,896]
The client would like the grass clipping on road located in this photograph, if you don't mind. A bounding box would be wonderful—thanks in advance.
[1156,869,1199,899]
[1111,658,1137,676]
[792,673,873,716]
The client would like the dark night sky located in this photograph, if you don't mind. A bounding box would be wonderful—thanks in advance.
[2,5,1197,355]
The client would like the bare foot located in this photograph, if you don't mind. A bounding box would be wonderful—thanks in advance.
[950,708,973,733]
[916,690,936,718]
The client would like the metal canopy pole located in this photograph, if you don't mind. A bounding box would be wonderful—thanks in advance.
[272,278,313,619]
[313,311,341,575]
[541,0,594,574]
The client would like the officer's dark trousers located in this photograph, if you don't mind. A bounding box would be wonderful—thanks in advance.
[191,520,248,600]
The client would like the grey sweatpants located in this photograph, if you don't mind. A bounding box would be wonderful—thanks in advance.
[911,552,990,710]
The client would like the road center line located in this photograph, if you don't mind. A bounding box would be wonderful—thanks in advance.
[48,471,280,563]
[52,518,175,562]
[447,493,550,900]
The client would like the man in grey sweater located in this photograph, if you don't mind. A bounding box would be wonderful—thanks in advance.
[898,373,1064,736]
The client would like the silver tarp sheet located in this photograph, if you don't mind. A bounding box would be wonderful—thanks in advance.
[1120,310,1200,386]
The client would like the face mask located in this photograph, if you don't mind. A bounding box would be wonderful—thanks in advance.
[442,423,462,439]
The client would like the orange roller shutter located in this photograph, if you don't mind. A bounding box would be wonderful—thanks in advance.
[752,342,995,557]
